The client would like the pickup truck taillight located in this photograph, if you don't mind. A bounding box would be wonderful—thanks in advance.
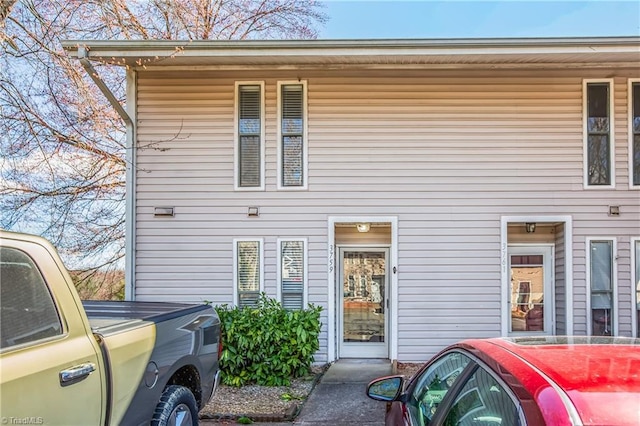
[218,338,223,360]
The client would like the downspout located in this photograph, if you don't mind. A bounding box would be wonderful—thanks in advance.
[77,46,137,301]
[77,47,132,127]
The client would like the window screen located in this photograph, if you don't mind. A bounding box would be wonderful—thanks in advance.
[281,84,304,187]
[236,240,261,308]
[280,240,305,310]
[590,240,614,336]
[1,247,62,348]
[238,85,261,187]
[586,83,611,185]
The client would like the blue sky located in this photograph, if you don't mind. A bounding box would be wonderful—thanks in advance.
[319,1,640,39]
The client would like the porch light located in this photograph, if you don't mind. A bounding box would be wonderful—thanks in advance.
[525,223,536,233]
[356,223,370,233]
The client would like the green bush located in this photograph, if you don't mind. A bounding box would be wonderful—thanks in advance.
[215,295,322,387]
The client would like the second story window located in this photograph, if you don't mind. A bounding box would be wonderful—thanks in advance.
[278,82,307,189]
[236,83,264,190]
[584,80,614,187]
[631,80,640,187]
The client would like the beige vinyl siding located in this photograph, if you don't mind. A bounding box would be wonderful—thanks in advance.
[135,68,640,362]
[555,225,567,335]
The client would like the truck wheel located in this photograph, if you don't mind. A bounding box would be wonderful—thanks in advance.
[151,385,198,426]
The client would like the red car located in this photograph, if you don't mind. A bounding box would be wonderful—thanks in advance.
[367,336,640,426]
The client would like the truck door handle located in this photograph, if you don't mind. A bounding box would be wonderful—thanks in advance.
[60,363,96,386]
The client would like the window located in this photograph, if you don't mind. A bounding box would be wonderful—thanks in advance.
[278,81,307,189]
[443,366,521,426]
[633,239,640,337]
[1,247,62,349]
[630,80,640,187]
[583,80,614,187]
[277,239,307,310]
[233,239,263,308]
[406,351,472,425]
[587,238,616,336]
[235,82,265,190]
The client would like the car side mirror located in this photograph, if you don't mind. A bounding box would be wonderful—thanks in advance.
[366,376,404,402]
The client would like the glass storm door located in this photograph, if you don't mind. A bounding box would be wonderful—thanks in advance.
[509,246,553,335]
[339,248,389,358]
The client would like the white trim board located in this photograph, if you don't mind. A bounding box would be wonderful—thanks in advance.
[234,81,266,191]
[507,244,555,336]
[585,237,618,336]
[232,238,265,307]
[582,78,615,189]
[276,237,309,309]
[276,80,308,191]
[500,216,574,336]
[327,216,398,362]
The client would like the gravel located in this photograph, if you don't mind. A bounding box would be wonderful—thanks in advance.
[200,363,424,423]
[200,366,326,423]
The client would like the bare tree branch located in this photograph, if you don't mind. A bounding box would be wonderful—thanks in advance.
[1,0,326,297]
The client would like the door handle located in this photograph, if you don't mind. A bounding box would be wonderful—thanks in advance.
[60,362,96,386]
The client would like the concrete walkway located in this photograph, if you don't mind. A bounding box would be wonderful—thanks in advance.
[293,358,392,425]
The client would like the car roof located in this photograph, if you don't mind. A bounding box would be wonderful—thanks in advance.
[463,337,640,426]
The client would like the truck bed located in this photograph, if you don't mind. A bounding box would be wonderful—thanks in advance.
[83,300,210,335]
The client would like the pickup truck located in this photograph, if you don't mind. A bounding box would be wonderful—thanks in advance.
[0,230,221,425]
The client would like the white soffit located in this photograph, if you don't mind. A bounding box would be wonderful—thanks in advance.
[61,37,640,69]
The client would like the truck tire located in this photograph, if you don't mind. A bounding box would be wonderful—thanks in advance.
[151,385,198,426]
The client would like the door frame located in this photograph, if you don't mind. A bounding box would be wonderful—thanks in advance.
[338,246,390,358]
[508,244,554,336]
[500,215,573,336]
[327,216,398,362]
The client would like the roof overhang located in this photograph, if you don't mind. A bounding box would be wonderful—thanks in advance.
[61,37,640,70]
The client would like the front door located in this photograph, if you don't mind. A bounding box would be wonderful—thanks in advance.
[508,246,554,335]
[339,248,389,358]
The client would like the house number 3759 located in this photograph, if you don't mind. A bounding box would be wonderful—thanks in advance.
[328,244,334,273]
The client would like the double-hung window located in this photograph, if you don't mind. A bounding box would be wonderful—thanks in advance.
[233,239,264,308]
[583,80,614,188]
[277,81,307,190]
[277,239,307,310]
[235,82,265,190]
[587,238,617,336]
[630,79,640,187]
